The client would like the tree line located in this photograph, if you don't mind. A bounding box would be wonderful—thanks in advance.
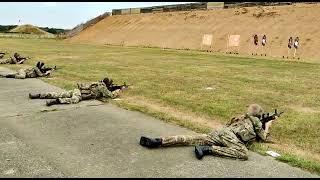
[0,25,67,34]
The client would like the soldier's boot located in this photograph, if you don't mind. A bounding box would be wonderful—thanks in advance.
[40,62,45,69]
[29,93,40,99]
[5,74,16,78]
[194,145,213,160]
[46,99,60,106]
[139,136,162,148]
[36,61,41,69]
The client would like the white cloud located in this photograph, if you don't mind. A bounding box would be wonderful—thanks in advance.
[42,2,57,7]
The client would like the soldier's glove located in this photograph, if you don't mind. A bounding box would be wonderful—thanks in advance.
[44,71,52,77]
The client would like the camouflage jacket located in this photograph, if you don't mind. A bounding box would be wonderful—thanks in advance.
[225,114,267,142]
[77,81,116,100]
[14,53,27,62]
[5,57,18,64]
[6,54,25,64]
[23,67,47,78]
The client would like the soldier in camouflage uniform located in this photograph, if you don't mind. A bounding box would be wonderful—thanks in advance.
[0,61,55,79]
[0,57,16,64]
[0,52,29,64]
[0,52,6,59]
[28,77,123,106]
[36,61,56,73]
[140,104,277,160]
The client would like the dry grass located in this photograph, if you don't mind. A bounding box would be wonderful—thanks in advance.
[121,96,223,129]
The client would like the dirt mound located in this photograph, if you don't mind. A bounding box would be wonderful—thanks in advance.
[68,3,320,61]
[10,24,53,36]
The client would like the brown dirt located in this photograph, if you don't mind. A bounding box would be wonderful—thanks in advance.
[68,3,320,62]
[289,105,320,113]
[122,96,223,129]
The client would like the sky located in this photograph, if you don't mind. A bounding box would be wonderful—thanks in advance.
[0,2,193,29]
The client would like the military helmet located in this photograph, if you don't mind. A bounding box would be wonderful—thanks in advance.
[14,52,19,58]
[103,77,113,87]
[247,104,264,117]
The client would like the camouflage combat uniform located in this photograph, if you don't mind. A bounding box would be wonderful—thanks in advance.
[0,57,17,64]
[0,53,27,64]
[0,53,5,59]
[0,66,47,79]
[146,113,267,160]
[34,81,120,105]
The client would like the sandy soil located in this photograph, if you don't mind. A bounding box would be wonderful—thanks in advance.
[68,3,320,61]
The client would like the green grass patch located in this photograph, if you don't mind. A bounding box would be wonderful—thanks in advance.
[277,154,320,175]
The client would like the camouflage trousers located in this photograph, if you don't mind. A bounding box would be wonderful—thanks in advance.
[0,58,16,64]
[0,58,11,64]
[161,128,248,160]
[0,69,30,79]
[15,69,28,79]
[37,89,82,104]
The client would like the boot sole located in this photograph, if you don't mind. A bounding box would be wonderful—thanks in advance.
[29,94,40,99]
[195,146,204,160]
[140,136,150,147]
[140,136,157,148]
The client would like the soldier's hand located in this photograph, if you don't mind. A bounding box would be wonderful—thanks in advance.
[264,120,274,134]
[45,71,51,76]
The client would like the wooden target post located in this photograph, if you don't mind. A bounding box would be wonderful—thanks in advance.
[226,34,240,54]
[201,34,213,52]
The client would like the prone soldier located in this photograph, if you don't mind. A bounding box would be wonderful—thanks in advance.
[0,52,6,59]
[28,77,128,106]
[139,104,278,160]
[0,61,56,79]
[0,52,30,64]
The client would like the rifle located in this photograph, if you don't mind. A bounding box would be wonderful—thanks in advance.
[108,82,130,92]
[42,65,58,72]
[17,58,28,64]
[44,66,58,77]
[260,109,284,130]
